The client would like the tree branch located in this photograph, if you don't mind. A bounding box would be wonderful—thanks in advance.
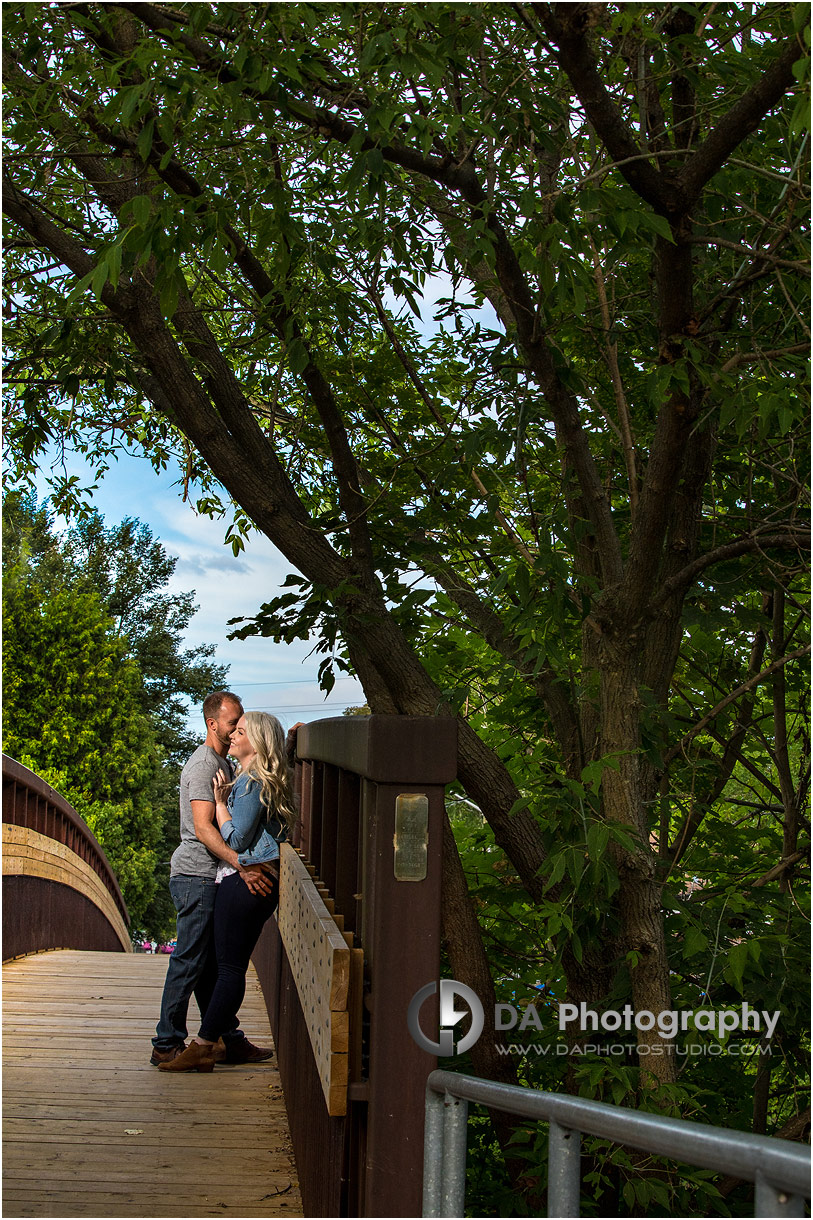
[665,644,811,763]
[535,2,677,213]
[366,282,537,568]
[428,564,582,773]
[667,626,768,868]
[587,235,639,518]
[751,851,806,889]
[649,530,811,611]
[686,235,809,274]
[677,35,803,205]
[121,1,625,587]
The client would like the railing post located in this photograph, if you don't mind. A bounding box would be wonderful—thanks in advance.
[423,1086,446,1218]
[548,1119,581,1217]
[755,1174,805,1218]
[297,758,312,857]
[361,771,445,1216]
[319,762,337,893]
[440,1092,468,1219]
[335,769,361,934]
[290,717,457,1217]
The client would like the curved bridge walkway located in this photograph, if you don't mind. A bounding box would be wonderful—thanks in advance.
[3,950,303,1218]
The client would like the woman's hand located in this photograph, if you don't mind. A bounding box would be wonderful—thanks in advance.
[212,771,230,826]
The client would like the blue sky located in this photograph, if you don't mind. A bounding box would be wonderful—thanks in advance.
[36,449,366,732]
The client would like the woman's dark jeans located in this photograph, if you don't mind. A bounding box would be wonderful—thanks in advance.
[198,870,278,1042]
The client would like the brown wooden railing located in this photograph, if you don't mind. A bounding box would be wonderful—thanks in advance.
[2,755,130,958]
[252,714,457,1218]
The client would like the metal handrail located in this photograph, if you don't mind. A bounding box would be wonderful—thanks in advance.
[423,1069,811,1218]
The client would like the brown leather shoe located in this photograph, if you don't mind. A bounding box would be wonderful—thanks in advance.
[158,1040,216,1072]
[222,1037,274,1063]
[150,1044,186,1066]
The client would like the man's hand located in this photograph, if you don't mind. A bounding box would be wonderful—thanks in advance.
[286,722,303,766]
[239,863,277,896]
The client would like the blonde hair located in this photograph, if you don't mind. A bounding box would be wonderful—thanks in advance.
[236,712,296,830]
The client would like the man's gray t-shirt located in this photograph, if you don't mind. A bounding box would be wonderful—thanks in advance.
[170,745,234,878]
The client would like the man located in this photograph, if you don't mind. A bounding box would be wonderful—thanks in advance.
[151,690,275,1066]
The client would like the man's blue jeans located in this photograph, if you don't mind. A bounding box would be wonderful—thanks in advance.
[152,874,241,1050]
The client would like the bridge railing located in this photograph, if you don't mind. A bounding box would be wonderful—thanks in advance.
[252,714,457,1218]
[423,1069,811,1218]
[2,754,130,957]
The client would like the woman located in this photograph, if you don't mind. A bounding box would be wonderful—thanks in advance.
[160,711,295,1072]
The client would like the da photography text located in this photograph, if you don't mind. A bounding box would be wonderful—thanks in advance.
[408,979,781,1056]
[554,1001,780,1040]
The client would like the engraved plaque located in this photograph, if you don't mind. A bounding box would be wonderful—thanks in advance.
[393,793,429,881]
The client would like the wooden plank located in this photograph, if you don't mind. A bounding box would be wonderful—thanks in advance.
[2,949,303,1218]
[2,1123,288,1147]
[277,844,350,1116]
[2,1190,302,1220]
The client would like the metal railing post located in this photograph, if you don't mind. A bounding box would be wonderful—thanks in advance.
[548,1118,581,1217]
[423,1085,446,1218]
[440,1091,468,1219]
[423,1069,811,1220]
[755,1174,806,1218]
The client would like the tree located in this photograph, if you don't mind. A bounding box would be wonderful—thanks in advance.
[3,524,161,924]
[2,494,229,934]
[3,3,809,1200]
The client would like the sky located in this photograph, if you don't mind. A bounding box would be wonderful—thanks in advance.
[35,448,367,734]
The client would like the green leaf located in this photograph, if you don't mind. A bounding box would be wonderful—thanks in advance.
[136,118,154,162]
[642,211,676,242]
[286,338,310,375]
[682,925,708,958]
[130,195,152,228]
[159,277,179,321]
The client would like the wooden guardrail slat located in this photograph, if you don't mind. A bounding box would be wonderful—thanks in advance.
[277,843,352,1116]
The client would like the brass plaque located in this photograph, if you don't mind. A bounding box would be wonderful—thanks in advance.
[393,793,429,881]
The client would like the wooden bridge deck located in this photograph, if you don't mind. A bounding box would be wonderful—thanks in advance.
[2,949,303,1218]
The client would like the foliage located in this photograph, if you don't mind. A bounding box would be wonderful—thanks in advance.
[2,3,809,1211]
[3,533,160,924]
[2,494,228,934]
[18,753,162,928]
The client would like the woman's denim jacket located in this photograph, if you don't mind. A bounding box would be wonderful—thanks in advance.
[219,772,286,866]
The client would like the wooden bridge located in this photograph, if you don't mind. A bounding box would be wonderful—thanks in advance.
[3,950,300,1218]
[5,724,809,1219]
[2,718,457,1218]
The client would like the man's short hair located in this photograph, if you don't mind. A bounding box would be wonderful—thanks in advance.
[203,690,242,722]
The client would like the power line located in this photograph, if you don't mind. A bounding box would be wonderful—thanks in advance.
[228,677,360,687]
[244,702,365,711]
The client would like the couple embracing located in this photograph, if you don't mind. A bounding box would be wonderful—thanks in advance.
[150,690,296,1072]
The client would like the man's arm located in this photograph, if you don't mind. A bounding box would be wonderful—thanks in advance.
[191,801,274,895]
